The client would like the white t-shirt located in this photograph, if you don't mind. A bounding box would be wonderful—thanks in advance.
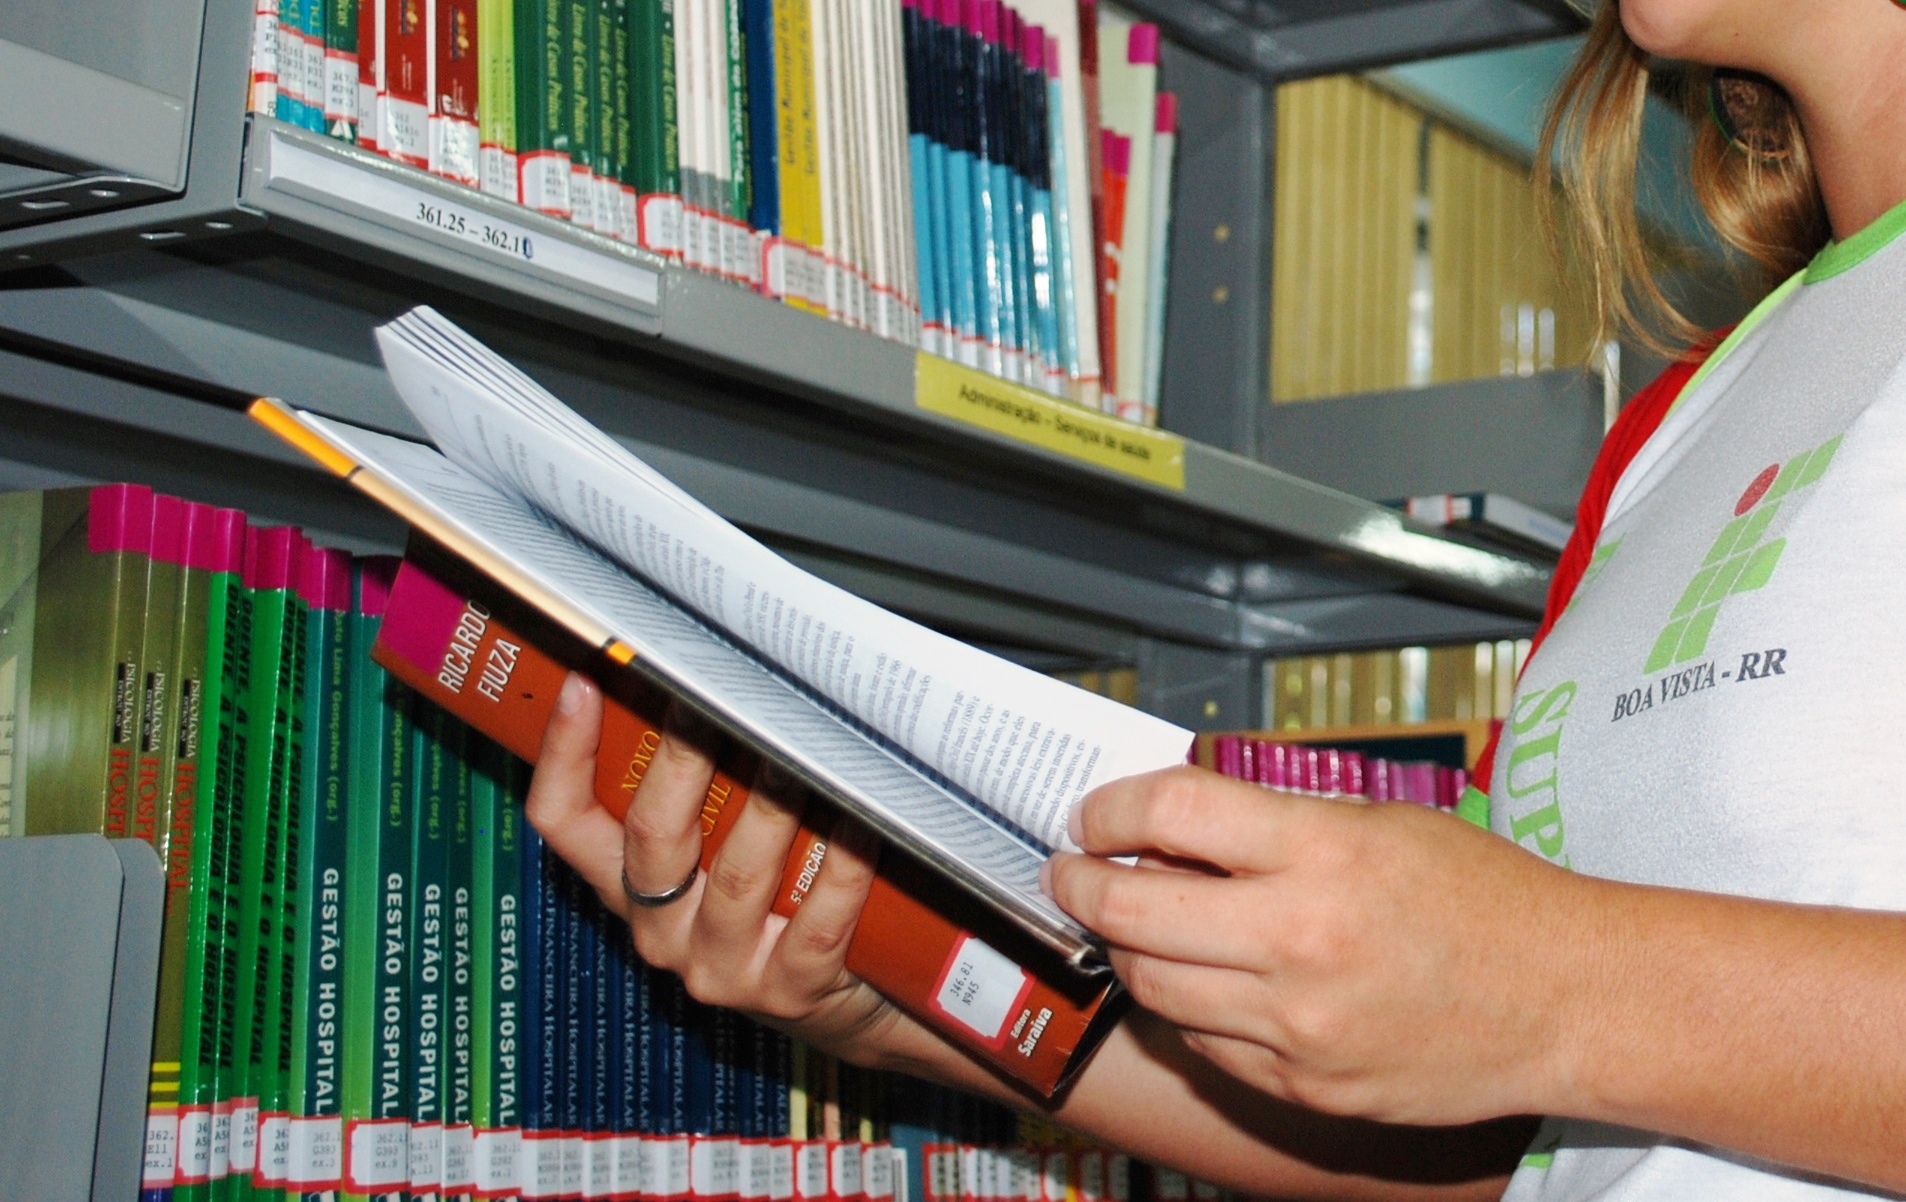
[1491,200,1906,1201]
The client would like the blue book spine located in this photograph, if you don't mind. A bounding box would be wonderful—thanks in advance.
[535,832,568,1200]
[903,2,941,355]
[742,0,780,235]
[612,940,645,1202]
[660,978,691,1202]
[937,9,976,366]
[303,0,327,131]
[583,900,614,1201]
[1000,27,1034,382]
[559,867,585,1201]
[1045,71,1080,382]
[965,16,1002,375]
[982,23,1021,377]
[518,822,548,1200]
[1024,45,1059,390]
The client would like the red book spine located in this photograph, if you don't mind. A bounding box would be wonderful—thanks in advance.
[431,0,481,185]
[383,0,432,164]
[373,542,1122,1097]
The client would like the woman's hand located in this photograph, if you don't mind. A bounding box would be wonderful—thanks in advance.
[1045,765,1593,1129]
[522,673,943,1068]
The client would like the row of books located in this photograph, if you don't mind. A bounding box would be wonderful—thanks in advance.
[1266,639,1534,734]
[1,483,1212,1202]
[243,0,1177,423]
[1205,735,1471,810]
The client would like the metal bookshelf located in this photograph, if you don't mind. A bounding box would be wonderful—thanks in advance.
[0,0,1567,740]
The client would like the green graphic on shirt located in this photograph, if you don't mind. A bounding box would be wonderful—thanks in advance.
[1565,539,1621,614]
[1644,435,1842,673]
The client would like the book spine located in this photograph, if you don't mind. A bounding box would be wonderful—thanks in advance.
[1042,38,1079,393]
[995,8,1028,383]
[288,548,354,1200]
[446,718,480,1199]
[431,0,483,186]
[305,0,333,131]
[358,0,385,151]
[558,864,586,1201]
[171,507,247,1202]
[901,0,937,352]
[478,0,519,197]
[581,892,615,1201]
[611,935,646,1202]
[743,0,778,242]
[384,0,432,164]
[936,0,977,367]
[220,525,299,1199]
[138,497,187,1200]
[1023,27,1060,396]
[251,0,282,113]
[515,0,573,217]
[411,700,458,1201]
[610,0,638,242]
[565,0,599,232]
[633,0,684,255]
[525,826,567,1201]
[724,0,755,285]
[277,0,310,126]
[1139,91,1174,426]
[327,0,361,140]
[257,536,313,1195]
[592,0,623,241]
[371,548,1119,1098]
[963,1,1001,376]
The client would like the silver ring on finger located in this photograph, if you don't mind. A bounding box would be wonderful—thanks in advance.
[622,862,699,909]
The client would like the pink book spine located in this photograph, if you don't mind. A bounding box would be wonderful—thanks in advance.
[1127,22,1158,67]
[356,555,401,619]
[244,527,301,592]
[89,484,157,555]
[151,495,188,567]
[299,546,356,613]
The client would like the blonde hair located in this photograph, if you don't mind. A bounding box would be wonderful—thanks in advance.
[1535,2,1831,355]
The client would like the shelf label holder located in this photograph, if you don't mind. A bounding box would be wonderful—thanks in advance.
[914,354,1186,491]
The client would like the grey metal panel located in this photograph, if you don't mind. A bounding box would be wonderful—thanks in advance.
[100,840,166,1202]
[1137,642,1263,732]
[1258,369,1604,519]
[1117,0,1582,83]
[240,121,668,336]
[0,0,260,266]
[1153,43,1274,458]
[0,835,161,1202]
[1242,591,1536,652]
[0,37,191,187]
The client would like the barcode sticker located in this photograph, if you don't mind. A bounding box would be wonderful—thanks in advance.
[929,936,1033,1046]
[229,1100,260,1174]
[769,1140,795,1201]
[345,1118,411,1190]
[286,1116,344,1189]
[473,1127,521,1197]
[176,1106,213,1184]
[144,1109,179,1186]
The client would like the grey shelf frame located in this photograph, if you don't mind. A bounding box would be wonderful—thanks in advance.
[0,0,1569,733]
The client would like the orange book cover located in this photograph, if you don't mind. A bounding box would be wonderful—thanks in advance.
[374,538,1125,1097]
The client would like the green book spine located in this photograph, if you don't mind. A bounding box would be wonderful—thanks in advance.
[288,550,354,1199]
[172,507,249,1201]
[565,0,599,231]
[478,0,518,197]
[725,0,747,225]
[326,0,360,140]
[444,722,477,1200]
[469,744,524,1195]
[409,700,456,1198]
[341,559,413,1202]
[219,526,301,1202]
[629,0,682,255]
[255,535,312,1200]
[139,497,196,1194]
[594,0,624,239]
[514,0,572,216]
[611,0,634,238]
[17,485,153,840]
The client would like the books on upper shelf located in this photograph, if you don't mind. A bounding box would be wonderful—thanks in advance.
[244,0,1178,426]
[1395,492,1573,558]
[0,479,1185,1200]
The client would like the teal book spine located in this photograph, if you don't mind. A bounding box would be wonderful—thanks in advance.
[444,717,477,1200]
[408,699,457,1200]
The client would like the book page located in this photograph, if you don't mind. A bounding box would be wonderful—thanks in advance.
[374,308,1190,852]
[298,413,1098,959]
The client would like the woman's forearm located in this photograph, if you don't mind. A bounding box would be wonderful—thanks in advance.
[876,1012,1530,1202]
[1552,878,1906,1190]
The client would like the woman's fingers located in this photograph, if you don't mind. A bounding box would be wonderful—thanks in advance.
[691,765,809,952]
[622,700,723,907]
[770,815,880,1002]
[525,673,630,913]
[1044,852,1268,969]
[1071,765,1312,873]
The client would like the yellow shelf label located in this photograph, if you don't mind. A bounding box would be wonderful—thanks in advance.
[914,353,1186,491]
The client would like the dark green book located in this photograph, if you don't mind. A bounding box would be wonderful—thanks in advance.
[341,558,412,1202]
[408,698,457,1198]
[628,0,679,254]
[610,0,634,239]
[0,484,153,840]
[565,0,599,231]
[444,720,477,1201]
[287,547,356,1199]
[326,0,360,141]
[514,0,572,216]
[594,0,624,239]
[469,745,524,1196]
[172,505,251,1201]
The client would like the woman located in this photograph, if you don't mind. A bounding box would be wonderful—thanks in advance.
[524,1,1906,1196]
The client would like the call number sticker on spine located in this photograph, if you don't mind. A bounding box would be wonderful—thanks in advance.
[929,935,1034,1048]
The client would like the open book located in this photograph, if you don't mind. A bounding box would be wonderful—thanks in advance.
[252,307,1193,971]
